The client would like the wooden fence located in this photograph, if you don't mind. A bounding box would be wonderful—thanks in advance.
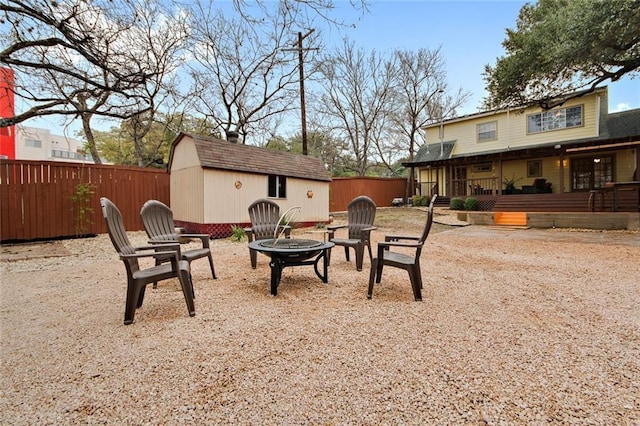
[329,177,407,212]
[0,161,410,242]
[1,160,170,242]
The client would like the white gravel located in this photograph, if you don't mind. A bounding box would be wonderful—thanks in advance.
[1,209,639,424]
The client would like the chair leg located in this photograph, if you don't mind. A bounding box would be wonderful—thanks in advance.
[375,259,384,283]
[355,244,364,271]
[207,253,217,279]
[409,266,422,301]
[137,286,146,308]
[326,247,332,266]
[344,246,350,262]
[124,283,142,325]
[250,248,258,269]
[367,258,378,299]
[178,268,196,317]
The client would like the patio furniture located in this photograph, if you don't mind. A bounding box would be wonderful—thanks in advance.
[532,178,552,193]
[327,195,377,271]
[246,199,291,269]
[140,200,216,286]
[100,197,195,325]
[248,238,334,296]
[367,195,436,301]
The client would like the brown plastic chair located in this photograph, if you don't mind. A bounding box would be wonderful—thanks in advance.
[140,200,216,284]
[246,199,291,269]
[367,195,436,301]
[327,195,377,271]
[100,197,195,325]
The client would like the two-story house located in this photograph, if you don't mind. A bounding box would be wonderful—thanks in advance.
[404,86,640,212]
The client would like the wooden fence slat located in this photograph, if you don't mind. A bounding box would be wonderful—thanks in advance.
[0,160,170,242]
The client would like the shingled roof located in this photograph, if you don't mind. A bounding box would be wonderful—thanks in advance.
[171,133,331,182]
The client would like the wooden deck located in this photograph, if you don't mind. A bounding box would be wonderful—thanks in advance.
[470,190,639,213]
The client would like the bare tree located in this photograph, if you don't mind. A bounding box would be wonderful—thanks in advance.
[314,39,395,176]
[1,0,189,164]
[185,1,323,145]
[387,48,470,164]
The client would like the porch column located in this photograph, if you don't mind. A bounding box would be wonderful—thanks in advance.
[558,153,565,193]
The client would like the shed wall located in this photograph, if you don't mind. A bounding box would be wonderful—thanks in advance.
[202,169,329,224]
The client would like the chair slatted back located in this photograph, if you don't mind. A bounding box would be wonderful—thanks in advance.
[141,200,177,241]
[100,197,140,273]
[346,196,376,240]
[248,199,281,240]
[416,195,437,255]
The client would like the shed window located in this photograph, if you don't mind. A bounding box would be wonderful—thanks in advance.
[268,175,287,198]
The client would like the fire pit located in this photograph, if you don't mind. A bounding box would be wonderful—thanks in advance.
[248,238,335,296]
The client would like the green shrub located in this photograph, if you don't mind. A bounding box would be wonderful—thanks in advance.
[450,197,465,210]
[464,197,479,211]
[411,195,431,206]
[230,225,246,242]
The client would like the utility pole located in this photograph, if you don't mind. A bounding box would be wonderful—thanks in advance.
[285,29,318,155]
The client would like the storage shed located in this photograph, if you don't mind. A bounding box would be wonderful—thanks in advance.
[168,133,332,238]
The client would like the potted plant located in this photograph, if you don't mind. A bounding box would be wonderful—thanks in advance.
[503,174,523,194]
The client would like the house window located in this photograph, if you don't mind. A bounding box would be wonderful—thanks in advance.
[527,105,583,133]
[477,121,497,141]
[25,138,42,148]
[527,160,542,177]
[571,156,613,190]
[268,175,287,198]
[472,163,492,173]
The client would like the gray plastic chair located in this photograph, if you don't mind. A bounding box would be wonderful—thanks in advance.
[245,199,291,268]
[327,195,377,271]
[100,197,195,325]
[140,200,216,285]
[367,195,436,301]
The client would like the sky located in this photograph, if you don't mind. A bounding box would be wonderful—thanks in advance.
[323,0,639,116]
[25,0,640,137]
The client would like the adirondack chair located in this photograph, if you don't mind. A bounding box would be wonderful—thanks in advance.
[246,199,291,268]
[367,195,436,301]
[100,197,195,325]
[140,200,216,285]
[327,195,377,271]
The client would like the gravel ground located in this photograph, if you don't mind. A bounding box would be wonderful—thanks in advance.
[1,208,639,424]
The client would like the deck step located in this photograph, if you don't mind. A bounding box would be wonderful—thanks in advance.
[494,211,528,226]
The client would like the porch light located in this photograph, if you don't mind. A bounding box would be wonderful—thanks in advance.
[594,158,601,163]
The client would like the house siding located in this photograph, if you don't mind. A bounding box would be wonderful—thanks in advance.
[427,94,603,156]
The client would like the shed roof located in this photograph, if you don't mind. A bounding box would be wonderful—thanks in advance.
[170,133,332,182]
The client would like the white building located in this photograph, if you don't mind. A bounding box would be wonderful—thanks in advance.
[14,125,93,163]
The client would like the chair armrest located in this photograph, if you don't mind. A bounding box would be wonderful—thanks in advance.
[362,226,377,232]
[327,224,346,239]
[136,243,180,251]
[178,233,211,248]
[377,240,422,250]
[120,249,180,262]
[384,235,420,242]
[136,243,182,260]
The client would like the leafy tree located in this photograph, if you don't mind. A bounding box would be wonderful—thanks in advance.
[95,113,217,166]
[483,0,640,110]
